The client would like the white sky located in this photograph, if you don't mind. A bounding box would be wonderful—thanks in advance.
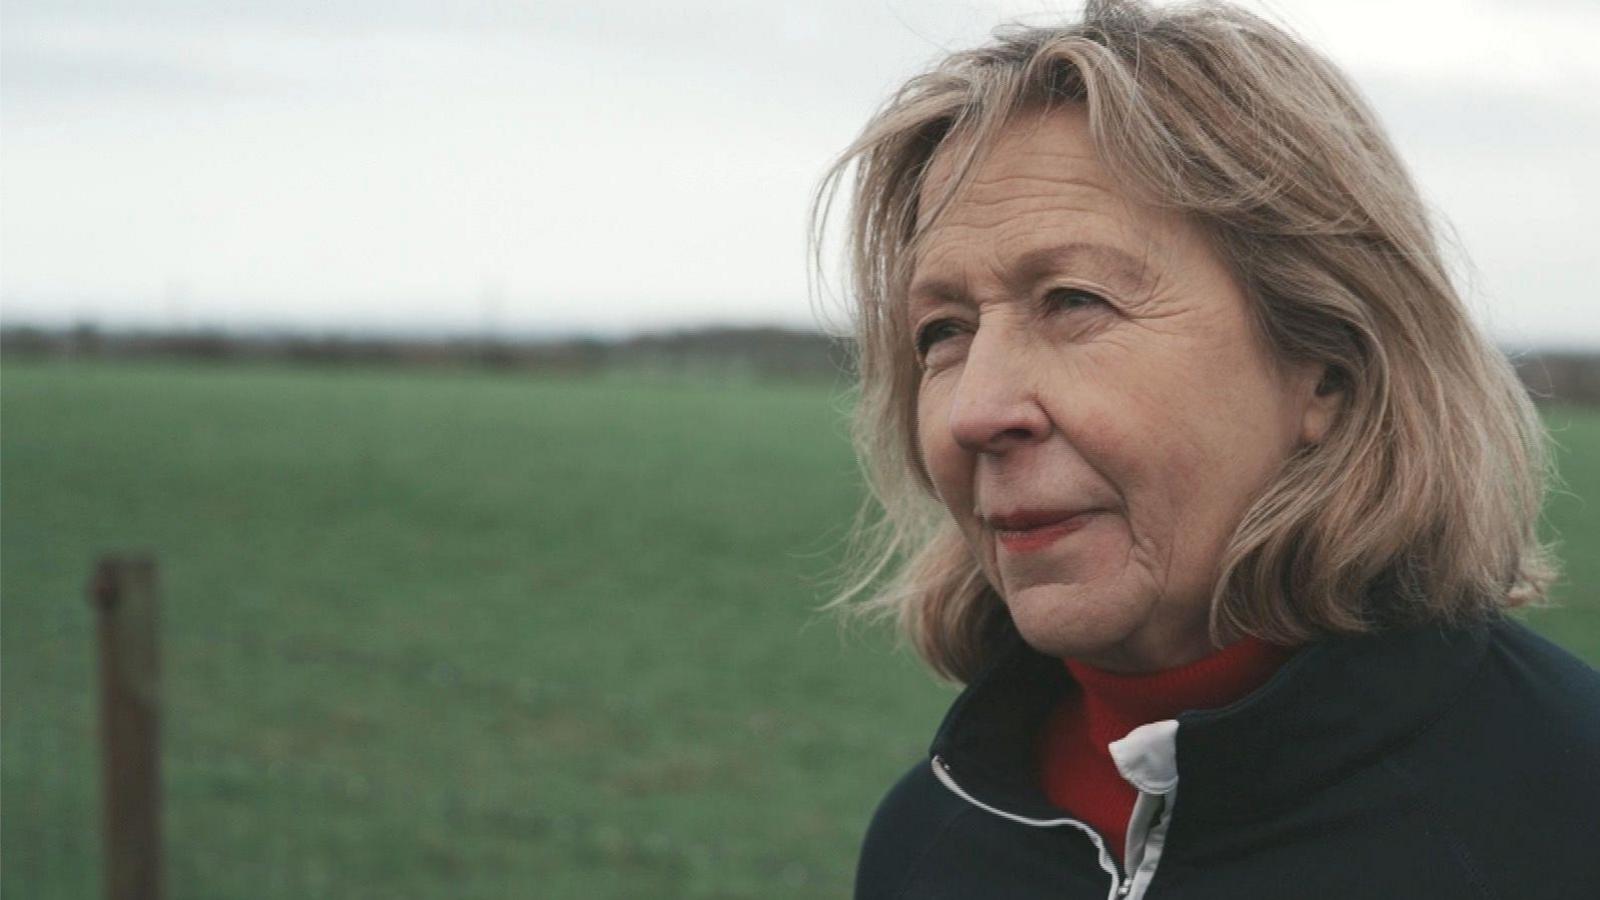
[2,0,1597,345]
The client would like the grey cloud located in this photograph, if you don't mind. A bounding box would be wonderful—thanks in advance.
[0,41,270,99]
[1,0,854,43]
[1363,74,1600,162]
[0,1,969,119]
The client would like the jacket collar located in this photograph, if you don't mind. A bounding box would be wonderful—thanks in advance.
[929,615,1494,823]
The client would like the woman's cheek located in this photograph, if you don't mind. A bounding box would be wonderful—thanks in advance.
[916,393,964,510]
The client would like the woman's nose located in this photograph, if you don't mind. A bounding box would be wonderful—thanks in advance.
[945,325,1050,454]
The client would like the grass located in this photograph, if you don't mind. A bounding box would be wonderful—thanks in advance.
[3,359,1596,899]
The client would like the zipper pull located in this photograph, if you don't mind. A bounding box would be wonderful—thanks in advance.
[1116,877,1132,898]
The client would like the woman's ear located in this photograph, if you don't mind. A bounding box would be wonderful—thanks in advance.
[1299,365,1343,446]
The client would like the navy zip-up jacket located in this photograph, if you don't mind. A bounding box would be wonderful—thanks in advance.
[855,613,1600,899]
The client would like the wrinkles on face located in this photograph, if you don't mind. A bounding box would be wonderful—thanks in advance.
[910,106,1319,671]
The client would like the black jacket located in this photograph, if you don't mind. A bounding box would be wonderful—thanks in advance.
[855,613,1600,899]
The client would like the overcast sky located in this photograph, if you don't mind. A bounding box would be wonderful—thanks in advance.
[2,0,1597,345]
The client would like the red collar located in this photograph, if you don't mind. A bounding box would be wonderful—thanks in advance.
[1063,636,1297,753]
[1039,636,1299,863]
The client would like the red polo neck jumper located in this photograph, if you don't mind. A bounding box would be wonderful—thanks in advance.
[1038,636,1295,865]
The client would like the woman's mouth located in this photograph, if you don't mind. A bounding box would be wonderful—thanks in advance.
[991,511,1099,553]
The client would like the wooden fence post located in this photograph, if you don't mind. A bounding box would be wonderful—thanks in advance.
[89,555,164,900]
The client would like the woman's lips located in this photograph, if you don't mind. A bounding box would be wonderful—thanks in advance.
[993,512,1098,553]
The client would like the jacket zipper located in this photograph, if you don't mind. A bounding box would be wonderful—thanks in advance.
[931,754,1131,900]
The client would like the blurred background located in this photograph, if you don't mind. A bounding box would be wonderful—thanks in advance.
[3,1,1598,897]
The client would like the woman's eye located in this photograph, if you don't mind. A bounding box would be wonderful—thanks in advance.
[915,319,963,358]
[1043,287,1107,310]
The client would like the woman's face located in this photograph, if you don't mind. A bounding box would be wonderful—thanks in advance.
[911,106,1334,672]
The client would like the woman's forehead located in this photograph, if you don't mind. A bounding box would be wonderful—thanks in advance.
[913,109,1158,259]
[910,116,1177,301]
[918,105,1105,211]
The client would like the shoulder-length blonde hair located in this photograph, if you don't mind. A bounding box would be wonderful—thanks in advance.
[814,0,1557,683]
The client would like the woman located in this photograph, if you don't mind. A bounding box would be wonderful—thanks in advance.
[814,1,1600,898]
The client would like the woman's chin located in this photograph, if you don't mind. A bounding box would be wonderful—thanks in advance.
[1001,578,1216,671]
[1001,580,1152,664]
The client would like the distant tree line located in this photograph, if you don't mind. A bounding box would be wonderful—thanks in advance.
[0,324,855,382]
[4,323,1599,405]
[1511,352,1600,407]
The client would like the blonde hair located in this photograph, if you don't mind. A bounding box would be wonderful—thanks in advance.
[813,0,1557,683]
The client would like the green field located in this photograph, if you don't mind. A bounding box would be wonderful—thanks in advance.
[4,360,1597,899]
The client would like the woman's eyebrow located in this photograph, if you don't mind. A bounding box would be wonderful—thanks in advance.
[906,271,971,318]
[1008,242,1154,295]
[908,242,1155,315]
